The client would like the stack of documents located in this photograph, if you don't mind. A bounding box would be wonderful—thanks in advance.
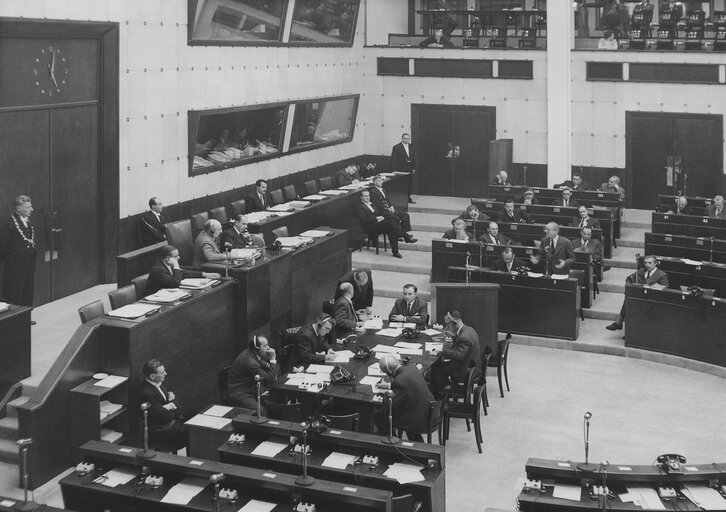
[552,484,582,502]
[375,328,403,338]
[180,278,217,289]
[250,441,288,457]
[275,236,312,248]
[204,405,233,417]
[100,429,123,443]
[107,303,160,319]
[389,322,416,329]
[339,184,366,190]
[184,414,232,430]
[621,488,665,510]
[329,350,354,363]
[144,289,190,303]
[319,189,347,196]
[395,341,422,349]
[99,400,123,419]
[94,375,127,388]
[299,229,332,238]
[287,200,312,209]
[246,211,273,223]
[267,203,294,212]
[383,463,425,484]
[367,363,385,377]
[425,342,443,354]
[378,172,396,177]
[322,452,358,469]
[285,372,328,391]
[302,194,327,201]
[307,364,334,374]
[94,467,137,488]
[238,500,276,512]
[160,478,208,504]
[0,302,9,313]
[681,485,726,510]
[359,376,382,387]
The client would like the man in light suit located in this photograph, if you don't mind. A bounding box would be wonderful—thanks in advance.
[139,359,188,447]
[430,310,481,399]
[245,179,268,213]
[479,222,514,246]
[607,254,669,331]
[139,197,167,247]
[572,205,601,230]
[706,195,726,219]
[390,133,416,203]
[492,246,526,273]
[193,219,227,266]
[333,282,363,336]
[530,222,575,275]
[490,170,511,186]
[389,284,428,326]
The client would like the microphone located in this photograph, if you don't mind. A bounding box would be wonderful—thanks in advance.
[381,390,400,445]
[137,402,156,459]
[16,437,38,511]
[295,422,316,486]
[465,251,471,285]
[210,473,225,512]
[250,375,268,424]
[577,411,596,471]
[584,411,592,420]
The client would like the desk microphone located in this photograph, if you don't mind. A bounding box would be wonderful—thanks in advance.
[210,472,225,512]
[381,390,400,445]
[295,422,316,486]
[710,236,715,265]
[577,411,596,471]
[251,375,268,424]
[137,403,156,459]
[224,242,232,278]
[465,251,471,285]
[16,438,39,512]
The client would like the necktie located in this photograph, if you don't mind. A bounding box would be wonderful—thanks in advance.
[564,200,568,207]
[260,193,265,207]
[492,235,498,245]
[646,270,651,281]
[580,219,586,229]
[407,301,412,315]
[582,239,587,249]
[717,209,722,217]
[550,239,555,252]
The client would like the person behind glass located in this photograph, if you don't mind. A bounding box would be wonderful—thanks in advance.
[357,189,404,258]
[520,189,539,205]
[602,0,629,39]
[573,205,601,230]
[293,315,336,367]
[227,334,279,412]
[333,282,364,335]
[139,359,188,448]
[336,162,361,187]
[530,222,575,275]
[389,284,429,326]
[0,195,36,308]
[419,27,453,48]
[633,0,654,27]
[492,246,526,273]
[390,133,416,204]
[443,218,474,241]
[479,221,514,245]
[662,0,686,19]
[490,170,511,186]
[430,310,480,400]
[145,245,220,296]
[497,199,530,224]
[667,195,693,215]
[370,175,416,239]
[139,197,167,247]
[705,195,726,219]
[599,175,626,201]
[598,30,619,50]
[552,187,579,208]
[220,214,264,251]
[606,254,669,331]
[374,354,433,442]
[193,219,227,266]
[245,179,268,213]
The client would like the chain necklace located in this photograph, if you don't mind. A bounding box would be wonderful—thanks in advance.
[11,214,34,248]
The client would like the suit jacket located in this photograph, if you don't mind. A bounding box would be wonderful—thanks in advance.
[441,325,481,381]
[479,232,512,246]
[571,216,600,230]
[572,238,603,263]
[245,192,267,213]
[490,177,511,186]
[554,180,588,192]
[336,169,361,187]
[145,258,202,295]
[492,257,526,272]
[388,297,428,325]
[442,229,474,242]
[294,324,332,366]
[390,142,415,173]
[139,210,167,246]
[706,204,726,219]
[496,208,529,224]
[193,231,226,267]
[668,205,694,215]
[357,201,386,232]
[551,198,580,208]
[370,186,394,212]
[139,380,178,430]
[538,235,575,274]
[627,267,669,287]
[0,214,36,306]
[456,211,489,222]
[227,348,280,402]
[334,269,373,310]
[219,226,254,250]
[599,183,626,200]
[389,365,434,433]
[333,296,358,334]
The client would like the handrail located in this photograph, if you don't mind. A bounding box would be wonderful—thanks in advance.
[0,381,23,418]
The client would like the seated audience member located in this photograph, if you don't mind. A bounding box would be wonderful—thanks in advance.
[389,284,428,325]
[706,195,726,219]
[600,175,626,200]
[490,170,511,186]
[530,222,575,275]
[245,179,268,213]
[492,246,526,273]
[573,226,603,264]
[370,175,415,238]
[598,30,619,49]
[193,219,227,266]
[662,0,686,19]
[457,204,489,224]
[430,310,481,399]
[139,197,167,247]
[294,315,336,367]
[555,173,587,192]
[336,162,361,187]
[227,334,279,412]
[374,354,434,442]
[667,195,693,215]
[333,282,363,335]
[520,189,539,205]
[443,218,474,241]
[220,214,264,251]
[358,190,405,258]
[634,0,654,20]
[145,245,220,295]
[479,221,514,245]
[573,205,601,230]
[139,359,188,447]
[606,254,669,331]
[497,199,530,223]
[334,268,373,314]
[419,28,453,48]
[552,187,579,208]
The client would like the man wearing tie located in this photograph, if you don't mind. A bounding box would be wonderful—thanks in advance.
[479,222,513,245]
[573,205,600,230]
[492,247,526,273]
[706,195,726,219]
[139,197,167,247]
[370,175,415,238]
[490,170,511,186]
[245,179,268,213]
[139,359,188,447]
[389,284,428,325]
[607,255,669,331]
[219,214,264,250]
[496,199,530,224]
[145,245,220,296]
[357,190,404,258]
[552,187,579,208]
[390,133,416,203]
[572,227,603,263]
[530,222,575,275]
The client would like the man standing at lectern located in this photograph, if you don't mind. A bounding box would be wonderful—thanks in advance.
[390,133,416,204]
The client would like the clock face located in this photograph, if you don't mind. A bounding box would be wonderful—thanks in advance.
[32,45,69,97]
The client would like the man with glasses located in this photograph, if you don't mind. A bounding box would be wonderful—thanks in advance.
[145,245,220,295]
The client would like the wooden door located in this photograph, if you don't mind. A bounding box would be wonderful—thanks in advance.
[452,108,494,196]
[627,114,674,210]
[413,106,453,196]
[673,116,722,200]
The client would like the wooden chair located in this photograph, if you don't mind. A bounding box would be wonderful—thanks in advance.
[108,284,137,310]
[131,273,149,299]
[283,184,298,201]
[327,412,360,432]
[278,327,301,373]
[264,400,303,422]
[318,176,333,191]
[304,180,318,195]
[210,206,228,225]
[350,217,386,254]
[164,219,194,267]
[398,400,443,444]
[270,189,284,205]
[487,333,512,398]
[441,366,486,453]
[272,226,289,240]
[230,199,246,217]
[78,300,105,324]
[191,211,209,237]
[217,366,231,405]
[479,352,492,416]
[442,361,479,431]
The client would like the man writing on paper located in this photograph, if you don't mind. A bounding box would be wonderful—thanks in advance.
[293,315,337,367]
[430,310,480,399]
[145,245,220,296]
[389,284,428,326]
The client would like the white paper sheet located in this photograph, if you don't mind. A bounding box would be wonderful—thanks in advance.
[359,376,382,386]
[302,195,327,201]
[626,487,666,510]
[394,341,422,349]
[299,230,331,237]
[388,322,416,329]
[422,328,442,336]
[94,375,128,388]
[306,364,334,373]
[372,344,399,353]
[367,364,386,376]
[321,452,358,469]
[250,441,288,458]
[144,289,190,303]
[363,317,384,330]
[425,342,443,354]
[205,405,233,417]
[383,463,425,484]
[95,467,138,488]
[319,189,347,196]
[237,499,277,512]
[179,278,217,289]
[107,303,160,319]
[552,484,582,501]
[160,478,207,504]
[184,414,232,429]
[682,485,726,510]
[396,348,423,356]
[330,350,354,363]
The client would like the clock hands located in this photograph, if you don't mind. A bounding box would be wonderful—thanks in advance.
[47,50,58,89]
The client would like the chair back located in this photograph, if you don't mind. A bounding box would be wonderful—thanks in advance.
[265,400,303,422]
[230,199,246,217]
[164,219,194,266]
[304,180,318,195]
[479,352,492,385]
[426,400,443,435]
[270,189,284,205]
[462,364,479,406]
[489,333,512,368]
[391,494,416,512]
[278,327,301,372]
[319,176,333,191]
[272,226,289,239]
[283,185,298,201]
[78,300,105,324]
[108,284,137,310]
[131,273,149,299]
[210,206,228,225]
[327,412,360,432]
[218,366,231,405]
[191,211,209,237]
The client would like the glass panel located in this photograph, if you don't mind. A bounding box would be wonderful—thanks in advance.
[190,0,285,43]
[289,96,356,149]
[289,0,359,43]
[423,0,467,35]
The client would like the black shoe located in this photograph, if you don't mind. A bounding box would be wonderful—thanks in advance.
[405,237,418,243]
[392,252,403,258]
[605,322,622,331]
[30,321,37,325]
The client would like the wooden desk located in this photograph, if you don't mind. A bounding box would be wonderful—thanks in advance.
[652,212,726,239]
[0,305,31,398]
[658,193,713,211]
[430,239,537,283]
[448,267,580,340]
[637,255,726,296]
[61,440,393,512]
[645,232,726,264]
[0,496,67,512]
[185,404,253,460]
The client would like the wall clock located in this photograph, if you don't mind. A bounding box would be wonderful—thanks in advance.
[33,45,69,97]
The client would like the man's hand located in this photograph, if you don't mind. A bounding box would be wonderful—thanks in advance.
[376,216,385,222]
[529,254,541,264]
[391,314,406,322]
[163,403,177,411]
[324,353,336,362]
[170,259,181,270]
[267,348,276,360]
[168,391,175,401]
[202,272,221,279]
[554,261,566,269]
[388,206,395,212]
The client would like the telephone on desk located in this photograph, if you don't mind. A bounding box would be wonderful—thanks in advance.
[657,453,686,473]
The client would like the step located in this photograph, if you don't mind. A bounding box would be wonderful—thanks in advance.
[0,438,19,464]
[621,220,650,229]
[605,246,640,269]
[411,212,457,233]
[5,397,28,419]
[369,271,432,302]
[621,209,652,228]
[352,247,430,276]
[409,204,462,216]
[0,417,18,439]
[597,267,631,293]
[582,291,622,321]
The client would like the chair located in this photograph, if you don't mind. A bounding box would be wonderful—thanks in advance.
[270,189,284,205]
[278,327,301,373]
[230,199,246,217]
[218,366,231,405]
[490,27,507,48]
[78,300,105,324]
[164,219,194,267]
[442,361,479,432]
[191,211,209,237]
[304,180,318,195]
[318,176,333,191]
[518,27,536,48]
[264,399,303,422]
[391,493,423,512]
[210,206,228,225]
[283,184,298,201]
[479,352,493,416]
[487,333,512,398]
[398,400,443,444]
[327,412,360,432]
[350,217,386,255]
[441,366,485,453]
[131,273,149,299]
[108,284,137,310]
[272,226,289,240]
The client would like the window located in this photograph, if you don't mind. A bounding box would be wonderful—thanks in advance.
[289,95,358,151]
[289,0,359,44]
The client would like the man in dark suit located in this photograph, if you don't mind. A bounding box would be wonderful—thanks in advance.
[496,199,530,224]
[370,175,414,237]
[139,359,188,447]
[293,315,336,367]
[139,197,167,247]
[572,227,603,264]
[552,187,579,208]
[145,245,220,296]
[219,214,264,250]
[418,27,453,48]
[667,196,694,215]
[389,284,428,325]
[492,246,526,273]
[358,190,404,258]
[706,195,726,219]
[599,176,626,201]
[456,204,489,224]
[334,268,373,314]
[520,189,539,205]
[607,255,669,331]
[572,205,601,230]
[0,195,37,309]
[227,334,280,412]
[333,282,363,336]
[443,218,474,241]
[554,173,588,192]
[336,163,361,187]
[430,310,481,399]
[245,179,268,213]
[490,171,510,186]
[479,221,514,246]
[374,354,434,442]
[530,222,575,275]
[390,133,416,203]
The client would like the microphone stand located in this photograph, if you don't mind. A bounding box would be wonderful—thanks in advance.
[137,403,156,459]
[209,473,225,512]
[224,246,230,278]
[251,375,268,424]
[523,164,528,187]
[710,236,715,265]
[465,251,471,285]
[381,390,400,445]
[295,422,316,486]
[15,439,39,512]
[598,461,610,512]
[577,412,596,471]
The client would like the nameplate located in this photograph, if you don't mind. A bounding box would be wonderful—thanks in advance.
[706,200,712,205]
[118,448,133,453]
[189,460,204,466]
[557,462,570,468]
[263,472,277,478]
[343,487,358,492]
[526,249,533,254]
[268,421,280,425]
[665,236,672,242]
[402,442,414,447]
[486,246,494,252]
[597,193,604,198]
[696,239,704,245]
[520,205,527,211]
[511,224,518,230]
[329,430,342,435]
[0,500,16,507]
[553,207,560,213]
[664,214,670,219]
[486,203,492,208]
[618,466,632,471]
[445,243,453,248]
[703,218,709,223]
[504,187,511,191]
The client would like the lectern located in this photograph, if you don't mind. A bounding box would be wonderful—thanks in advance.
[433,282,499,354]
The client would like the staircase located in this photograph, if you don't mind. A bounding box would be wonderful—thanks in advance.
[0,390,32,466]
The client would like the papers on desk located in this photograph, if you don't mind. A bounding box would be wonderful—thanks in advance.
[287,200,312,209]
[179,278,218,289]
[299,229,332,238]
[205,405,233,417]
[425,342,443,354]
[322,452,358,469]
[160,477,207,505]
[375,328,403,338]
[302,194,327,201]
[551,273,569,280]
[527,272,544,278]
[250,440,288,458]
[245,211,273,223]
[339,184,366,190]
[0,302,9,313]
[392,171,410,176]
[94,467,137,488]
[378,172,396,177]
[238,499,277,512]
[622,487,665,510]
[397,348,423,355]
[107,303,160,319]
[363,317,384,330]
[371,343,421,356]
[373,344,399,353]
[395,341,422,349]
[230,248,259,261]
[367,364,386,377]
[388,322,416,329]
[681,485,726,510]
[94,375,127,388]
[285,372,329,391]
[99,400,123,420]
[267,203,294,212]
[681,258,703,266]
[184,413,232,430]
[100,429,123,443]
[383,463,425,484]
[422,328,442,336]
[306,364,333,374]
[319,189,347,196]
[330,350,354,363]
[275,236,312,248]
[552,484,582,501]
[359,375,382,387]
[144,288,190,303]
